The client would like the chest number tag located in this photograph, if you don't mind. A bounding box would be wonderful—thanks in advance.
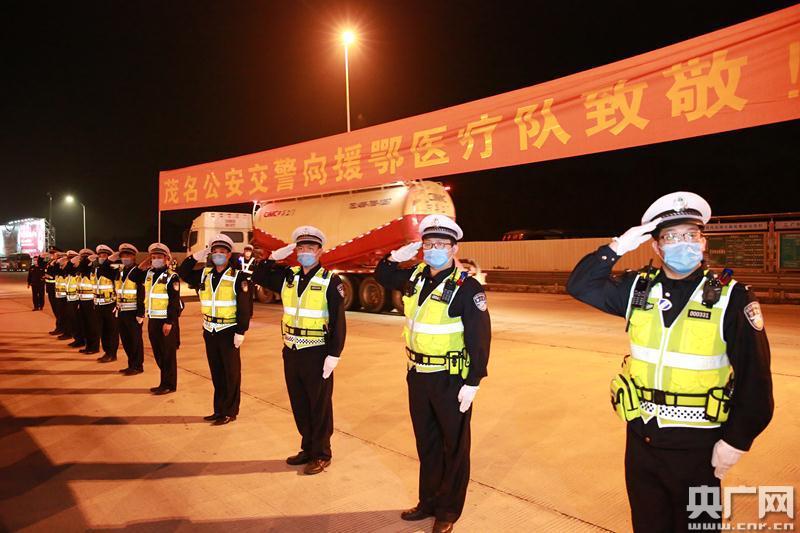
[687,309,712,320]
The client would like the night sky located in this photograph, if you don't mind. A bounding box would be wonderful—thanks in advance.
[3,1,798,251]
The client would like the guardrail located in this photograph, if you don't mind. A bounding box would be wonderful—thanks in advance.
[485,270,800,303]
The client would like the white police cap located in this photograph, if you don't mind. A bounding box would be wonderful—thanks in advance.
[419,214,463,241]
[209,233,234,252]
[291,226,326,247]
[148,242,171,256]
[641,191,711,229]
[79,248,94,256]
[96,244,114,255]
[118,243,139,255]
[66,250,78,257]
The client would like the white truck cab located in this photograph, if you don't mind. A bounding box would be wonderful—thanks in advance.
[186,212,253,254]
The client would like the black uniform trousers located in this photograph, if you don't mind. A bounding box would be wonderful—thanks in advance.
[63,299,83,342]
[282,345,333,461]
[118,311,144,371]
[625,425,721,533]
[147,319,179,390]
[203,328,241,417]
[46,283,61,330]
[79,300,100,351]
[30,283,45,309]
[407,369,472,524]
[53,296,66,334]
[95,303,119,357]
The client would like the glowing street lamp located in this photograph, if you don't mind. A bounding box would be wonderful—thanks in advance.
[64,195,87,249]
[341,30,356,132]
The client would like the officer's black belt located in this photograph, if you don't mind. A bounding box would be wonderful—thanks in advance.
[406,347,468,368]
[203,315,237,325]
[281,323,326,337]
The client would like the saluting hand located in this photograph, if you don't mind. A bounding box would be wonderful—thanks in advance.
[269,243,297,261]
[390,241,422,263]
[109,251,120,262]
[138,258,151,270]
[609,220,659,256]
[192,247,211,262]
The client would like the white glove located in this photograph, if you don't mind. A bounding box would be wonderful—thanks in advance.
[88,254,98,262]
[135,316,144,324]
[609,220,660,256]
[233,333,245,348]
[70,256,81,266]
[457,385,479,413]
[711,439,745,480]
[58,258,68,267]
[109,251,120,262]
[269,243,297,261]
[322,355,339,379]
[193,247,210,262]
[390,241,422,262]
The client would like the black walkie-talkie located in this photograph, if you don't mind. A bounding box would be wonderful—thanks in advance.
[625,260,655,332]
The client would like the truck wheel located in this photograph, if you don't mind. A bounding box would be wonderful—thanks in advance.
[359,276,388,313]
[339,274,359,311]
[255,285,276,304]
[391,289,405,314]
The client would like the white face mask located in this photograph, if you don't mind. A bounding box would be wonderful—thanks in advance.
[151,258,165,269]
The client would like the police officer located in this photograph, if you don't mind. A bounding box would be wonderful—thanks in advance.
[75,248,101,355]
[236,243,257,317]
[128,243,182,394]
[97,243,146,375]
[566,191,774,532]
[63,250,86,347]
[27,255,46,310]
[376,214,491,533]
[251,226,346,475]
[46,250,67,335]
[92,244,120,363]
[179,234,252,425]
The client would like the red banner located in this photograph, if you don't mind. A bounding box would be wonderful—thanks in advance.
[159,5,800,211]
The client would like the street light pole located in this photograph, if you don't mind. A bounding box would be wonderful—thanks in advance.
[342,30,356,133]
[81,202,86,249]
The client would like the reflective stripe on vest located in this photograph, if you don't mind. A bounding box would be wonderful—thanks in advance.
[199,267,238,326]
[280,267,330,350]
[78,274,95,300]
[625,272,735,429]
[144,269,175,319]
[93,269,116,305]
[66,275,80,301]
[115,268,139,311]
[401,263,468,376]
[55,275,67,298]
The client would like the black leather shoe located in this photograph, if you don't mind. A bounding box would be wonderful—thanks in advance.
[303,458,331,475]
[285,451,311,465]
[48,329,62,335]
[80,348,99,355]
[56,334,72,340]
[68,340,85,348]
[122,368,143,375]
[401,504,434,521]
[152,388,175,395]
[150,386,164,392]
[203,413,222,421]
[432,520,454,533]
[212,415,236,425]
[97,355,116,363]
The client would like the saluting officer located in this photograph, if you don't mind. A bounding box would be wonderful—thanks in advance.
[63,250,86,347]
[376,214,491,533]
[566,191,774,532]
[251,226,346,475]
[179,234,252,425]
[97,243,146,375]
[128,243,183,394]
[47,250,67,336]
[76,248,101,355]
[92,244,120,363]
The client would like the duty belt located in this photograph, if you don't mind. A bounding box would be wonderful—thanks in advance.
[203,315,237,325]
[281,323,326,338]
[406,347,468,372]
[633,381,723,408]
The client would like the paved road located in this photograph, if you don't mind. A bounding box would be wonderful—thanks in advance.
[1,272,797,532]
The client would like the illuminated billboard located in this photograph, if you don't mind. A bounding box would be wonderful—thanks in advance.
[2,218,46,256]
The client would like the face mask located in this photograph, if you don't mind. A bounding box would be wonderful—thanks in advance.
[98,257,106,264]
[244,252,252,259]
[151,258,165,269]
[661,242,703,274]
[297,252,317,268]
[121,258,134,267]
[423,249,451,269]
[211,253,227,266]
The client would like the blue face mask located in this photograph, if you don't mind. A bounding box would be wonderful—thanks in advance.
[297,252,317,268]
[151,258,165,269]
[661,242,703,274]
[423,249,451,269]
[121,257,134,267]
[211,253,227,266]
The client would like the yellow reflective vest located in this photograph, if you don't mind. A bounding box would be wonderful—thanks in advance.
[65,273,80,302]
[55,273,67,298]
[93,268,116,305]
[144,269,177,319]
[280,266,330,350]
[79,272,95,301]
[115,267,139,312]
[402,263,469,379]
[623,270,735,428]
[199,266,238,329]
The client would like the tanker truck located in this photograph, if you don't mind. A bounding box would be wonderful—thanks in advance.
[251,180,456,313]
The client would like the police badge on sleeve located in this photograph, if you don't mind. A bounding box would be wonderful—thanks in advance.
[473,292,488,311]
[743,301,764,331]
